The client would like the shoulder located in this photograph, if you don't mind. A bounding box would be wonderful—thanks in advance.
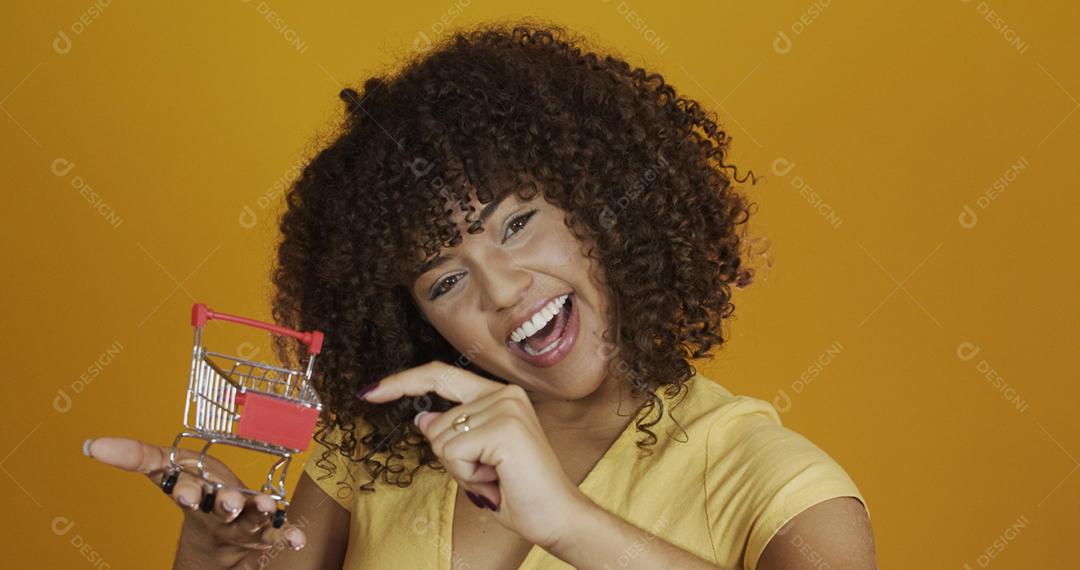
[691,374,871,570]
[301,419,369,513]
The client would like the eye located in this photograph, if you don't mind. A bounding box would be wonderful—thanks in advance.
[504,209,538,242]
[428,209,539,301]
[429,273,463,300]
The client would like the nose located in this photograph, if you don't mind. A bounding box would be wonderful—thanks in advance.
[472,247,531,313]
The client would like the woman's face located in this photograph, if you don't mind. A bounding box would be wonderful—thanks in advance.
[408,187,615,401]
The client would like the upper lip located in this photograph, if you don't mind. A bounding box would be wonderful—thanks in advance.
[504,293,571,344]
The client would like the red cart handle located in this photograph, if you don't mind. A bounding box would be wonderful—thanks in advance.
[191,303,324,355]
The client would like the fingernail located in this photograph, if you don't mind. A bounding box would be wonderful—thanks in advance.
[464,490,485,510]
[178,495,193,508]
[413,411,430,428]
[82,438,95,458]
[223,500,241,514]
[357,381,380,401]
[481,495,499,512]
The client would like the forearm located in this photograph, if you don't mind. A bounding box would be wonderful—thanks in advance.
[173,517,257,570]
[545,500,729,570]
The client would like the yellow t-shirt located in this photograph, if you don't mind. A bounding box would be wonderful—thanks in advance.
[302,372,869,569]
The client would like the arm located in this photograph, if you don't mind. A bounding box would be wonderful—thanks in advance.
[173,472,351,569]
[545,498,729,570]
[756,497,877,570]
[545,496,877,570]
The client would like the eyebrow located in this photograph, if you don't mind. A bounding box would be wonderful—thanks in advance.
[413,192,514,280]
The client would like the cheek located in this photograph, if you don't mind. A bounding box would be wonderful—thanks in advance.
[544,226,602,289]
[429,314,471,343]
[547,227,612,324]
[534,224,587,269]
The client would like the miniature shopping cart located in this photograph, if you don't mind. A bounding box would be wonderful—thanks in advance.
[159,302,325,528]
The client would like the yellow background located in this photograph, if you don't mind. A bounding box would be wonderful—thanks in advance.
[3,1,1077,567]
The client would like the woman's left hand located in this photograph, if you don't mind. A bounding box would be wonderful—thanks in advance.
[359,360,593,549]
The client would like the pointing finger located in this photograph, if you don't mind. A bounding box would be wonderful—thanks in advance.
[83,437,169,474]
[360,361,502,405]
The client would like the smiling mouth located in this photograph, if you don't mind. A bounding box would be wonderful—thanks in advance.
[511,295,570,349]
[507,293,583,364]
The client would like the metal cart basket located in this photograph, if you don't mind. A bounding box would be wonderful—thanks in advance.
[160,302,325,528]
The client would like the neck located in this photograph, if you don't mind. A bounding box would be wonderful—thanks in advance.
[529,372,651,442]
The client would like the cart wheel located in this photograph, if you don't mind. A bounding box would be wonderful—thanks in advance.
[272,507,287,529]
[160,471,179,495]
[199,488,217,513]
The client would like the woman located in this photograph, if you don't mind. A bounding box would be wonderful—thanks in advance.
[84,20,877,569]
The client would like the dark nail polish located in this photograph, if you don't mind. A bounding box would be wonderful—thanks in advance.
[464,491,485,509]
[356,381,380,400]
[480,496,499,512]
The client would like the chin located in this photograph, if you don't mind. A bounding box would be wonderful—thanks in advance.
[531,364,610,401]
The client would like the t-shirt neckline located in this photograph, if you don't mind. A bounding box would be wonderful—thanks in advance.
[440,378,683,569]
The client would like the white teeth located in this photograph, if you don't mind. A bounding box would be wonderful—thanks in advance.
[510,294,569,344]
[529,311,546,330]
[523,336,561,356]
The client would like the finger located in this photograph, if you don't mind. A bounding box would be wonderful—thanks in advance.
[360,360,503,405]
[416,401,506,486]
[469,480,502,512]
[425,418,500,485]
[213,488,247,524]
[169,472,206,512]
[424,409,495,477]
[418,385,517,443]
[434,421,501,482]
[83,437,170,474]
[85,436,242,490]
[453,457,499,484]
[249,492,279,516]
[217,494,305,550]
[447,431,504,512]
[257,521,307,551]
[428,423,508,513]
[220,495,277,540]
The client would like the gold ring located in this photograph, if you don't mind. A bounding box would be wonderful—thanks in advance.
[452,413,471,433]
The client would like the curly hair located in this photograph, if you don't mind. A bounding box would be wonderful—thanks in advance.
[269,18,760,496]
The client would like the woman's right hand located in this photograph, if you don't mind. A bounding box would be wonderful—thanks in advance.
[82,436,307,561]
